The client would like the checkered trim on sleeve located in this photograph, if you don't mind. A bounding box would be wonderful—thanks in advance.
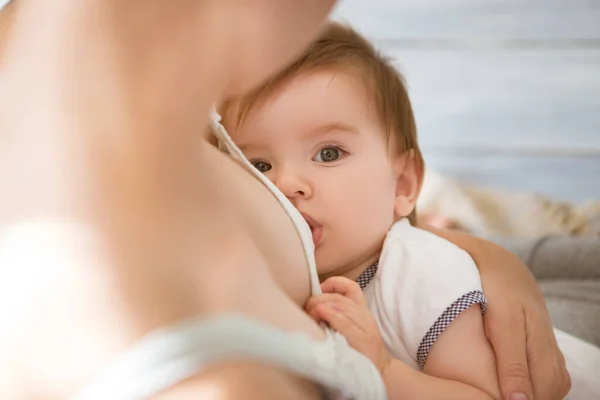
[356,262,378,291]
[416,290,487,369]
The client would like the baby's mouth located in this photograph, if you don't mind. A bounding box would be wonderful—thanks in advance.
[301,213,323,247]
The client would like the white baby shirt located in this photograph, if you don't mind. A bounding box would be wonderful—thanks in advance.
[361,219,487,370]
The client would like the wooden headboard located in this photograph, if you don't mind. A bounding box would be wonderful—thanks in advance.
[333,0,600,203]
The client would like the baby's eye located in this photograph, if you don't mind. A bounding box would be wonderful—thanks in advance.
[313,146,345,163]
[251,160,272,173]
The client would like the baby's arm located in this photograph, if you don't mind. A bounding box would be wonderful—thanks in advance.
[420,224,570,400]
[306,277,500,400]
[384,305,500,399]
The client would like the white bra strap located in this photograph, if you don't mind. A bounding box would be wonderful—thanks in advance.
[209,109,322,296]
[71,314,387,400]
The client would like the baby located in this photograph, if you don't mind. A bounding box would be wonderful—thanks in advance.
[221,22,501,399]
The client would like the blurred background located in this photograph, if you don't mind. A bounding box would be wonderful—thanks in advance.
[334,1,600,351]
[332,0,600,204]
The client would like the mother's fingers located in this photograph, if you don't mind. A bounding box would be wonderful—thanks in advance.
[484,304,534,400]
[526,310,571,400]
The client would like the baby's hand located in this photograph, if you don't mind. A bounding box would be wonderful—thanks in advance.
[305,276,390,373]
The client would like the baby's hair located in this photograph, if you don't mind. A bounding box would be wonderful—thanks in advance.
[221,21,425,224]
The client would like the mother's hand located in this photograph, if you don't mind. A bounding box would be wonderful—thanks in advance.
[477,241,571,400]
[421,225,571,400]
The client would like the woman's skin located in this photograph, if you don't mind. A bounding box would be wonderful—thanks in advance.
[0,1,569,399]
[1,1,335,399]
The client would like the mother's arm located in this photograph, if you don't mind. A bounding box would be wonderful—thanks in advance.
[420,224,571,400]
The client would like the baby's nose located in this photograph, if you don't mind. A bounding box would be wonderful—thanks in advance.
[274,169,312,200]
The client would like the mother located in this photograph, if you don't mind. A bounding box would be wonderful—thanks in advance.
[0,1,569,399]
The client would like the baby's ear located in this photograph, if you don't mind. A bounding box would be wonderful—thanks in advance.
[393,150,422,218]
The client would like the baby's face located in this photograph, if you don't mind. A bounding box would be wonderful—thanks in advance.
[227,68,401,277]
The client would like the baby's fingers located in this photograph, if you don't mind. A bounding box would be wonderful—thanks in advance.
[321,276,366,307]
[305,293,354,314]
[308,302,359,337]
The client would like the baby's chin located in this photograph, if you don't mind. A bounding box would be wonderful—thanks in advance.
[314,251,347,278]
